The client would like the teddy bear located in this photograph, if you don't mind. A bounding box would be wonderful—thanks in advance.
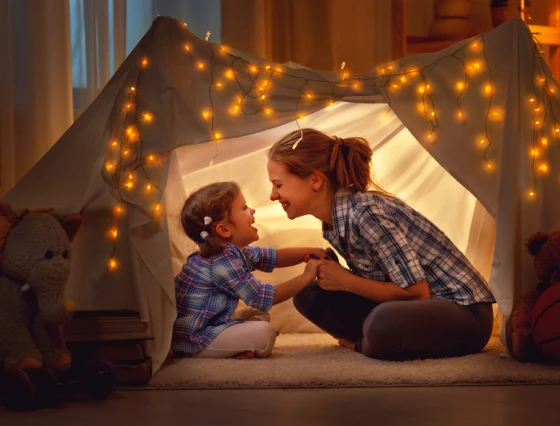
[505,231,560,363]
[0,202,81,410]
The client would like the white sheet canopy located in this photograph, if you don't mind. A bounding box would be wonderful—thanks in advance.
[4,17,560,373]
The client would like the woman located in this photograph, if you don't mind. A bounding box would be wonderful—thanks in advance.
[267,128,496,360]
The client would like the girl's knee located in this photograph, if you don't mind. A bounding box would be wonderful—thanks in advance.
[253,322,277,358]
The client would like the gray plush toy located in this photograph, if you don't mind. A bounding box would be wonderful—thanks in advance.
[0,202,81,372]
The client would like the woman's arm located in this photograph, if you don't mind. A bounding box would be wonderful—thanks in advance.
[345,273,431,302]
[275,247,328,268]
[317,261,431,303]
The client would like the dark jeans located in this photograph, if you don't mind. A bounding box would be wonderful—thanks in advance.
[294,281,493,360]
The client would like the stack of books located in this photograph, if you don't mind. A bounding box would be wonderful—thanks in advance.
[64,310,153,385]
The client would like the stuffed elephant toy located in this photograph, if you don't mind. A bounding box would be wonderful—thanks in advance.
[0,202,81,372]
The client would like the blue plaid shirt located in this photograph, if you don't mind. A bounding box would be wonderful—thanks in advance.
[323,189,495,305]
[172,244,277,354]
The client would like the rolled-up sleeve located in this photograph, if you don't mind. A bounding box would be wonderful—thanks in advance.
[213,256,276,312]
[357,206,425,289]
[244,246,277,272]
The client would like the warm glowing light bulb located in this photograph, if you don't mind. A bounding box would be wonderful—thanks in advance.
[225,70,234,79]
[214,132,222,139]
[486,162,494,171]
[479,138,486,145]
[535,120,540,125]
[266,65,271,70]
[105,163,114,171]
[146,184,152,191]
[531,148,540,157]
[114,206,122,216]
[110,228,118,239]
[538,163,549,173]
[197,62,205,69]
[141,58,148,67]
[251,66,257,72]
[456,82,465,90]
[112,141,118,147]
[125,181,133,189]
[131,86,136,91]
[143,113,153,122]
[184,44,190,51]
[457,110,463,118]
[430,111,435,117]
[264,108,272,115]
[542,137,548,146]
[400,76,406,82]
[418,85,426,94]
[485,84,492,94]
[109,259,118,270]
[202,110,211,120]
[148,155,155,161]
[529,191,535,197]
[556,128,560,133]
[155,202,161,211]
[123,150,129,156]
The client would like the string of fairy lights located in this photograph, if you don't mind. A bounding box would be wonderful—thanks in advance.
[101,16,559,271]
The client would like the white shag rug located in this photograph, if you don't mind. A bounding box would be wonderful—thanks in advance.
[146,333,560,389]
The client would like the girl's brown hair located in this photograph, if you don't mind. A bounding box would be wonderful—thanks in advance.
[180,181,240,258]
[268,128,390,194]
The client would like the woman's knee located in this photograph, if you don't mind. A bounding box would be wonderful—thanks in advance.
[360,303,401,358]
[293,282,318,318]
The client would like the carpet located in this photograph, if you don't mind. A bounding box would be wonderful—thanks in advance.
[145,334,560,389]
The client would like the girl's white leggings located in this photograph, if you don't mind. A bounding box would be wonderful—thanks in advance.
[194,307,277,359]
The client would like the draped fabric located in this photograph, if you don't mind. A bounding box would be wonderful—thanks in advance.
[4,17,559,372]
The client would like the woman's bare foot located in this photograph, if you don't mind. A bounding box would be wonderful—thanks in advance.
[338,338,356,350]
[232,351,255,360]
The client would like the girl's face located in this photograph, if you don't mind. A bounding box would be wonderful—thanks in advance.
[267,160,314,220]
[227,192,259,247]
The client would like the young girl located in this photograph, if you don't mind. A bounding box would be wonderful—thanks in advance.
[267,128,496,360]
[172,181,327,359]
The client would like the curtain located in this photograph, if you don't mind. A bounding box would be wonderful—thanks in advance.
[0,0,219,197]
[222,0,393,74]
[0,0,73,196]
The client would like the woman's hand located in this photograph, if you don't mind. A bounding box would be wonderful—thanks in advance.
[317,261,353,291]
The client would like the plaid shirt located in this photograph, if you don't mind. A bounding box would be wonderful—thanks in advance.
[323,189,495,305]
[172,244,277,354]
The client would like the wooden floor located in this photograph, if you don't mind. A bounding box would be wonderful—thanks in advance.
[0,385,559,425]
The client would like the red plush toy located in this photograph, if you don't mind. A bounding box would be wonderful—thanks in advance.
[506,231,560,364]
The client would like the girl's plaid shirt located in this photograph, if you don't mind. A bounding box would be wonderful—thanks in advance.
[172,244,277,354]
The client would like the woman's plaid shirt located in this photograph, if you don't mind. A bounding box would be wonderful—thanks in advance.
[172,244,277,354]
[323,189,495,305]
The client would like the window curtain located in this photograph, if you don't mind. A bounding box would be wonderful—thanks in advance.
[0,0,73,196]
[0,0,220,196]
[221,0,393,74]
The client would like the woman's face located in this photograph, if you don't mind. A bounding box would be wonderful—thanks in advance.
[267,160,313,220]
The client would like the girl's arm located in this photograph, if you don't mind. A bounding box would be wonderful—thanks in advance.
[275,247,328,268]
[273,259,326,305]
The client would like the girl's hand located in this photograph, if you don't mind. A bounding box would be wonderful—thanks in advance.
[303,258,328,281]
[317,261,352,292]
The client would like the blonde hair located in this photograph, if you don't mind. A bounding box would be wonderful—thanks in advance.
[180,182,240,258]
[268,128,390,195]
